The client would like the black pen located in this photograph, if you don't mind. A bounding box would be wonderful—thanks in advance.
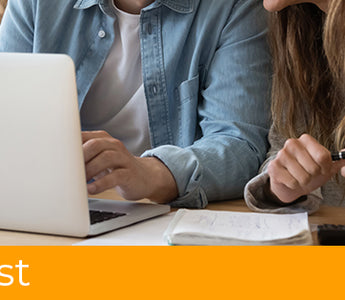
[331,151,345,161]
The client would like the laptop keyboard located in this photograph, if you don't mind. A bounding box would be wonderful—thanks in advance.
[89,210,126,225]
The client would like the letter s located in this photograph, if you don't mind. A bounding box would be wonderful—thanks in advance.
[0,265,13,286]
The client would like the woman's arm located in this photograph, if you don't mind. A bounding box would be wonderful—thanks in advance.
[245,128,345,214]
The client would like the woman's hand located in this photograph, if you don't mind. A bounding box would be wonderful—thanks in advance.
[267,134,345,203]
[82,131,178,204]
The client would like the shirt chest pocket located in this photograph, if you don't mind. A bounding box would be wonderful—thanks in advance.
[176,75,200,147]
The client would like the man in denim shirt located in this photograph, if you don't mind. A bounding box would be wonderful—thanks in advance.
[0,0,271,208]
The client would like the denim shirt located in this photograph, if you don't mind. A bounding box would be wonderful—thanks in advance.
[0,0,271,208]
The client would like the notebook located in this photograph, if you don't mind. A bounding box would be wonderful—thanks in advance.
[0,52,170,237]
[164,209,312,245]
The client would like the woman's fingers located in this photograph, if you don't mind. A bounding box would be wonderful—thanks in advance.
[267,134,339,203]
[298,134,332,175]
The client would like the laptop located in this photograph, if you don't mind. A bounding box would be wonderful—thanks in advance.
[0,52,170,237]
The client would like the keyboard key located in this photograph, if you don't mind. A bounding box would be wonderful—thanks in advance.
[89,210,126,225]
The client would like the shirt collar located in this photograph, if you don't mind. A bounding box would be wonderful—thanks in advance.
[159,0,194,13]
[73,0,195,14]
[73,0,102,10]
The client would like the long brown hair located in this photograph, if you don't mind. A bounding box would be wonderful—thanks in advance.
[269,0,345,151]
[0,0,7,23]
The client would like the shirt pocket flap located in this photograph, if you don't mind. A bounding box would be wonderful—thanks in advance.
[177,75,199,103]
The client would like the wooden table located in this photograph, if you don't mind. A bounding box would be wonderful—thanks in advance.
[0,189,344,245]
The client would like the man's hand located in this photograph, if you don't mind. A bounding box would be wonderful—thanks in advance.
[82,131,178,203]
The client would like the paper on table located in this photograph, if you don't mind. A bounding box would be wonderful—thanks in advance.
[74,212,175,246]
[164,209,312,245]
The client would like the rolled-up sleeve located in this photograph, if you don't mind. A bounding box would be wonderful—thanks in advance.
[244,126,321,214]
[143,0,272,208]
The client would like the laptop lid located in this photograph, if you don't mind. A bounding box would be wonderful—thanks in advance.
[0,53,92,236]
[0,52,170,238]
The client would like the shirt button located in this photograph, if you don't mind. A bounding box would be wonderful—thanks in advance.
[98,30,106,38]
[152,85,158,95]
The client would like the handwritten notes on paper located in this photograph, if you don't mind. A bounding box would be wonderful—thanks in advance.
[164,209,312,245]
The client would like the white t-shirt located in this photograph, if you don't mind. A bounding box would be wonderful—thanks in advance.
[80,4,151,156]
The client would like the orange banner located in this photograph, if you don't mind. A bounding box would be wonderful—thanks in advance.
[0,246,343,299]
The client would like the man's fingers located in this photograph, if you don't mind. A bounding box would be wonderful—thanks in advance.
[85,150,124,181]
[83,137,125,163]
[87,174,116,194]
[87,170,126,196]
[82,130,110,143]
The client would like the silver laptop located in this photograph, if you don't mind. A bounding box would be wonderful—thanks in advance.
[0,52,170,237]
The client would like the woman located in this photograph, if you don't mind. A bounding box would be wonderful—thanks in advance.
[245,0,345,213]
